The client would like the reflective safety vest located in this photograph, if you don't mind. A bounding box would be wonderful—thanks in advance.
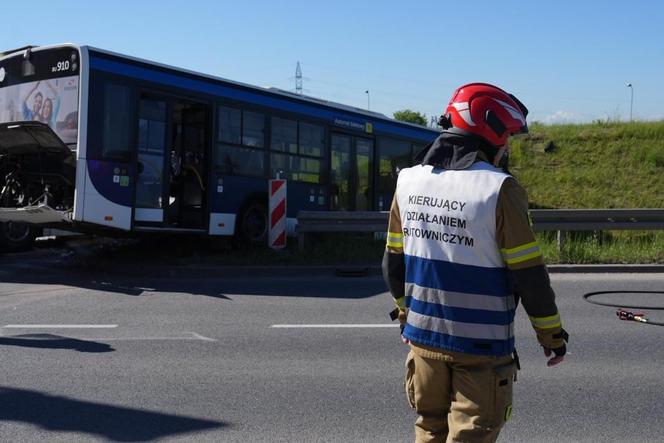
[396,162,515,356]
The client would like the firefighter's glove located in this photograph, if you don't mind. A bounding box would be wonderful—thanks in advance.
[536,327,569,367]
[389,308,409,343]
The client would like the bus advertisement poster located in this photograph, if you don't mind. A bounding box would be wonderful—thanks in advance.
[0,75,79,146]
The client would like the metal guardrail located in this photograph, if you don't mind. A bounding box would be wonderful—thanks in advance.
[296,211,389,251]
[296,209,664,251]
[529,209,664,231]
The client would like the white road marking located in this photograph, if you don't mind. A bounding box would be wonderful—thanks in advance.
[99,336,214,341]
[271,324,399,328]
[189,332,218,342]
[3,324,119,329]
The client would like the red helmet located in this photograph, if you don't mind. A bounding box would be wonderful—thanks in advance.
[440,83,529,147]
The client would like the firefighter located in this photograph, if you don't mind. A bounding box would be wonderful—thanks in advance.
[383,83,568,443]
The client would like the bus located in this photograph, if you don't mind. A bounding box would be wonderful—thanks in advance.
[0,43,439,250]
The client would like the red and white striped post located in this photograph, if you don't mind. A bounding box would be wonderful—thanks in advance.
[269,178,287,249]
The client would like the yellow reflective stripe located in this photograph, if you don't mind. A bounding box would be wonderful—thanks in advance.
[501,241,542,265]
[530,313,560,323]
[394,296,406,310]
[501,241,539,255]
[505,404,513,422]
[504,249,542,265]
[529,313,562,329]
[386,232,403,248]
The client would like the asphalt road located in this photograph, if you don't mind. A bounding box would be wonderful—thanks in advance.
[1,250,664,442]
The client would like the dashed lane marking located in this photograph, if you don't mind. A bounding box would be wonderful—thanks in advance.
[45,332,217,342]
[189,332,218,342]
[3,324,119,329]
[271,324,400,328]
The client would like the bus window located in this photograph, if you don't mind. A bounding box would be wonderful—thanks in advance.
[356,138,373,211]
[101,83,132,161]
[270,117,297,153]
[218,105,241,144]
[216,105,265,177]
[299,122,325,157]
[330,134,351,210]
[378,136,411,194]
[269,119,325,182]
[270,153,322,183]
[413,144,426,162]
[218,145,264,177]
[136,99,167,209]
[242,110,264,148]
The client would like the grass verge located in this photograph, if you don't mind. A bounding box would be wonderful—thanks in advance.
[537,230,664,264]
[77,230,664,267]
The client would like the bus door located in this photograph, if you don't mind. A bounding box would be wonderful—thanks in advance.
[134,97,168,224]
[134,97,209,230]
[330,133,374,211]
[166,101,208,229]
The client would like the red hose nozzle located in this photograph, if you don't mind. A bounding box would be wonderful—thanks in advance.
[617,309,644,322]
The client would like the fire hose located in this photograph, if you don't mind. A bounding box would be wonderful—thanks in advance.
[583,291,664,327]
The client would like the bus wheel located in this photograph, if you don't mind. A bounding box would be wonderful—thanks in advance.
[0,222,38,253]
[238,202,268,244]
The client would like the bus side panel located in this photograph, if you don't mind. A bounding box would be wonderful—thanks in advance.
[72,158,87,222]
[286,181,328,216]
[284,182,327,235]
[81,159,132,230]
[208,176,327,236]
[209,175,265,236]
[73,47,90,222]
[209,213,236,236]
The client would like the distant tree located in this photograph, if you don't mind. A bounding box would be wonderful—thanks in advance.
[393,109,428,126]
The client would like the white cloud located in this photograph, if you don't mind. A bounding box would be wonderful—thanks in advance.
[538,110,584,124]
[535,111,664,124]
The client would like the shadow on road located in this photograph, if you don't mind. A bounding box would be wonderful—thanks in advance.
[0,334,114,353]
[0,386,227,441]
[0,250,387,300]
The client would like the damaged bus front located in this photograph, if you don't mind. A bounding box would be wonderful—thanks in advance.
[0,45,80,250]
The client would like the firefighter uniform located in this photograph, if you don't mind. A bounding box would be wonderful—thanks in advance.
[383,133,567,442]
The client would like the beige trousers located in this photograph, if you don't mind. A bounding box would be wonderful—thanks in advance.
[404,345,516,443]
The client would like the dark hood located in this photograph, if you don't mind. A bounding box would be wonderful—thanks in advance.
[414,129,501,170]
[0,121,72,156]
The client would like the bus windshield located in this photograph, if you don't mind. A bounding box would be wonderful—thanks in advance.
[0,46,80,148]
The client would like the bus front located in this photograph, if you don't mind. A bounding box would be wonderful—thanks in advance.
[0,45,81,248]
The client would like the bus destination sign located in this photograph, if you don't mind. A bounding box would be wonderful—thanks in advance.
[333,117,373,134]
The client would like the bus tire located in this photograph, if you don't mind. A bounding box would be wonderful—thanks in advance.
[0,222,38,253]
[237,201,268,244]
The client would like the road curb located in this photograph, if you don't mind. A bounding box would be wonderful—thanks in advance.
[547,264,664,273]
[82,263,664,278]
[158,263,664,277]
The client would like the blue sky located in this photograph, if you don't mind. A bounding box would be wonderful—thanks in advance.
[3,0,663,124]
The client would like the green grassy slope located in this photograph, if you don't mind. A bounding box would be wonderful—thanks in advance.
[509,120,664,208]
[507,120,664,263]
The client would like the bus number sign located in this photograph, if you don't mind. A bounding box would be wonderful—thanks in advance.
[51,60,71,73]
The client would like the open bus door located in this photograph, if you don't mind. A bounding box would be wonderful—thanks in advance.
[329,133,374,211]
[133,96,209,231]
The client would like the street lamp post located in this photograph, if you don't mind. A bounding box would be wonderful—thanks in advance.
[627,83,633,121]
[365,90,370,111]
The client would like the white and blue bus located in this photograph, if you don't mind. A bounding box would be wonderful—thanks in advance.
[0,43,438,250]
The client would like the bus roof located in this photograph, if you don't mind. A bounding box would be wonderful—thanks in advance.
[0,45,37,58]
[1,43,440,140]
[85,45,439,139]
